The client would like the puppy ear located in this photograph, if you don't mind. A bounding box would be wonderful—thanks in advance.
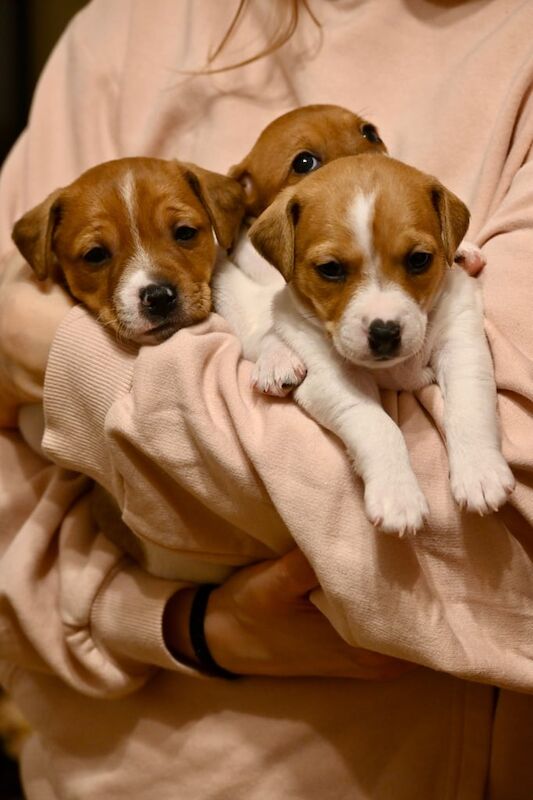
[228,161,259,216]
[183,164,245,252]
[431,184,470,265]
[12,190,63,280]
[249,189,299,281]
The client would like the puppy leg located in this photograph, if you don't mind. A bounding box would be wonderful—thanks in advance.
[270,286,428,534]
[294,365,429,536]
[251,330,307,397]
[454,241,486,276]
[433,284,515,514]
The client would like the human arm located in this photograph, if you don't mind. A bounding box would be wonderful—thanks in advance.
[35,113,533,690]
[164,548,411,680]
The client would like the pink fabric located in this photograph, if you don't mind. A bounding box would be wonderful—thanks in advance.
[0,1,532,797]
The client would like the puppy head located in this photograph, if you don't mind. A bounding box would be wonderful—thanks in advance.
[230,104,387,217]
[250,154,469,368]
[12,157,244,344]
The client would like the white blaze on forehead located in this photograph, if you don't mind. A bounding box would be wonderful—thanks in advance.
[119,170,140,242]
[119,169,155,273]
[115,171,158,332]
[348,191,376,267]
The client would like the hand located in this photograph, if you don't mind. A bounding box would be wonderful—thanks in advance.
[164,549,414,680]
[0,251,73,426]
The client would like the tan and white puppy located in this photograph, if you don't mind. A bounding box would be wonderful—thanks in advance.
[214,105,485,396]
[13,156,244,344]
[12,156,245,581]
[248,154,514,535]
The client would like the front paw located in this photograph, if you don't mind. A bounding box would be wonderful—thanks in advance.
[251,346,307,397]
[454,241,486,276]
[364,473,429,537]
[450,449,515,514]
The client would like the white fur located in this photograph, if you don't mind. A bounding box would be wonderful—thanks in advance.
[349,191,376,267]
[115,263,156,337]
[215,225,514,535]
[213,228,306,392]
[113,172,168,339]
[334,282,427,367]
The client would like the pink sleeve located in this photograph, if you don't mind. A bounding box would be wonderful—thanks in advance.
[43,141,533,693]
[0,417,201,696]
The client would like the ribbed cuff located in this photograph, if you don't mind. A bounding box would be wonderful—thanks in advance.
[92,562,201,675]
[42,305,136,484]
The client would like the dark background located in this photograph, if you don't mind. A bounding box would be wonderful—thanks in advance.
[0,0,87,164]
[0,6,88,800]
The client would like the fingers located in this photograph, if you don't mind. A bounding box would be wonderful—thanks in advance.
[269,548,319,598]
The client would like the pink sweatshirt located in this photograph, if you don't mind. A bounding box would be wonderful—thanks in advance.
[1,1,533,798]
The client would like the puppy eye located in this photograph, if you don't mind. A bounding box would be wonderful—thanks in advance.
[173,225,198,241]
[291,151,322,175]
[83,246,111,264]
[406,251,433,274]
[316,261,347,281]
[361,123,382,145]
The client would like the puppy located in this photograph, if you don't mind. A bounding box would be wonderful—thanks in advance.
[214,104,485,396]
[13,157,245,344]
[12,157,245,580]
[248,154,515,535]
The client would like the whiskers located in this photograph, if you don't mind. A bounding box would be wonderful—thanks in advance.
[96,309,135,343]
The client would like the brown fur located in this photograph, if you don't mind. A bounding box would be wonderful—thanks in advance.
[230,105,387,217]
[12,157,244,341]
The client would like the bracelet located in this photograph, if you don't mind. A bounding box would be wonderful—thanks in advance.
[188,584,241,680]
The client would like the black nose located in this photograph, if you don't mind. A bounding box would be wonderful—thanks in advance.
[139,283,177,319]
[368,318,401,358]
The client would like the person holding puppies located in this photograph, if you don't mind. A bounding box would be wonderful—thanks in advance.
[1,1,533,799]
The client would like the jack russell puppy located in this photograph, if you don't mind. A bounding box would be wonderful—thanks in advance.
[245,154,515,536]
[12,156,246,581]
[214,105,485,397]
[12,155,244,465]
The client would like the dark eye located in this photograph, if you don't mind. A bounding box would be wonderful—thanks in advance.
[83,246,110,264]
[361,123,382,145]
[173,225,198,241]
[316,261,347,281]
[291,151,322,175]
[406,251,433,274]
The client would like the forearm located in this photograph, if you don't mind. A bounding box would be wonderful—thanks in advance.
[0,431,202,698]
[41,303,533,690]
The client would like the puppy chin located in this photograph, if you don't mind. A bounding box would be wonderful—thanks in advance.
[349,349,418,369]
[109,309,179,345]
[134,321,180,345]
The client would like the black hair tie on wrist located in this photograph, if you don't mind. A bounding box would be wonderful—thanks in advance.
[189,584,241,680]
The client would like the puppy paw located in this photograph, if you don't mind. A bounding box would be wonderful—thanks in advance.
[364,473,429,537]
[454,241,486,276]
[450,450,515,514]
[251,346,307,397]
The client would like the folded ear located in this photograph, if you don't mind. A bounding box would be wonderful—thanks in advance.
[12,189,63,280]
[248,188,299,281]
[228,159,259,217]
[431,184,470,265]
[183,163,245,252]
